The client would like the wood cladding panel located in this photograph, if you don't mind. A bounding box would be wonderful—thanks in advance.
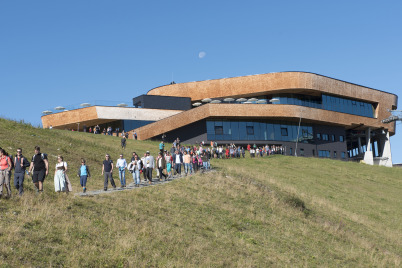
[147,72,397,134]
[41,107,98,129]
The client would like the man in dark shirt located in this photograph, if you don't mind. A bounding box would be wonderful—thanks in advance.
[14,148,30,196]
[28,146,48,193]
[102,154,116,191]
[121,137,126,150]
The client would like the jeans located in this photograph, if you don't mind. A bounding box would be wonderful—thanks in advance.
[132,170,140,185]
[184,163,192,175]
[14,172,25,196]
[146,168,153,182]
[203,162,208,170]
[175,163,181,174]
[80,175,88,187]
[118,169,126,186]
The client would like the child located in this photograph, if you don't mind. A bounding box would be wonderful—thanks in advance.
[77,158,90,193]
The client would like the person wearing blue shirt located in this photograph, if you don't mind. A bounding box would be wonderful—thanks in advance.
[159,141,165,154]
[77,158,90,193]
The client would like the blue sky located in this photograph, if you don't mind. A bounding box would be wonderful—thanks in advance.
[1,1,401,163]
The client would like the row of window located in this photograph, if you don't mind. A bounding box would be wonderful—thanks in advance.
[272,93,375,118]
[318,150,346,159]
[207,120,314,142]
[207,120,346,144]
[316,133,344,142]
[289,148,346,159]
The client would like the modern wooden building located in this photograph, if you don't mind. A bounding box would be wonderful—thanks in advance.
[41,72,398,166]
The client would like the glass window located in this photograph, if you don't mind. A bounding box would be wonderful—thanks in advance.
[341,152,346,159]
[290,125,297,142]
[334,151,337,158]
[259,122,267,140]
[281,127,288,136]
[322,134,328,141]
[223,121,231,135]
[215,126,223,135]
[302,128,308,138]
[246,126,254,135]
[231,121,239,140]
[253,122,260,140]
[331,134,335,141]
[317,133,321,140]
[339,135,344,142]
[274,124,282,141]
[318,150,330,158]
[267,123,274,140]
[290,147,293,156]
[239,122,247,140]
[300,148,305,156]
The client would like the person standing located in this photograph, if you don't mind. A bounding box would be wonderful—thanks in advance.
[14,148,30,196]
[183,151,192,175]
[102,154,116,191]
[159,141,165,154]
[54,155,67,193]
[0,149,13,198]
[134,131,137,140]
[156,152,167,181]
[201,151,209,170]
[165,152,173,179]
[144,151,154,184]
[116,154,127,187]
[128,154,142,187]
[77,158,90,193]
[173,150,183,175]
[121,136,127,150]
[28,146,48,193]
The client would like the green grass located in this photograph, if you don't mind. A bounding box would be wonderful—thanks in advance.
[0,118,401,267]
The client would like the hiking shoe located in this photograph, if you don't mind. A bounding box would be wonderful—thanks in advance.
[83,188,86,193]
[104,188,107,191]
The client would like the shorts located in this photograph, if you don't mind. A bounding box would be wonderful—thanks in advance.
[32,170,46,183]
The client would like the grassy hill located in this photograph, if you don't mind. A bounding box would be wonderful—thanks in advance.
[0,118,401,267]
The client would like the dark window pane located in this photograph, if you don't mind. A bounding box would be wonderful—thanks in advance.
[246,126,254,135]
[215,126,223,135]
[281,127,288,136]
[267,124,274,140]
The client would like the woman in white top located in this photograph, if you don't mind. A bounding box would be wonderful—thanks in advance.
[128,154,142,187]
[54,155,67,192]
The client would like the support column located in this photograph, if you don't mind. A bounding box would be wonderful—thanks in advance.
[358,136,362,154]
[363,127,373,165]
[379,130,393,167]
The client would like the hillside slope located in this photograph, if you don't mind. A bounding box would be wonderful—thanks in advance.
[0,118,401,267]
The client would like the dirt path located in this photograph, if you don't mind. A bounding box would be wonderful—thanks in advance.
[75,170,211,196]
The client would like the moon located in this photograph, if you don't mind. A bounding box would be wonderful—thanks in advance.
[198,51,206,59]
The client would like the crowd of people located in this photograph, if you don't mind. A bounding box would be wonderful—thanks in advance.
[0,138,284,198]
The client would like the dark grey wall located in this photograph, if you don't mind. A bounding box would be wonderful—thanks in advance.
[153,120,207,145]
[154,120,348,160]
[132,95,191,110]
